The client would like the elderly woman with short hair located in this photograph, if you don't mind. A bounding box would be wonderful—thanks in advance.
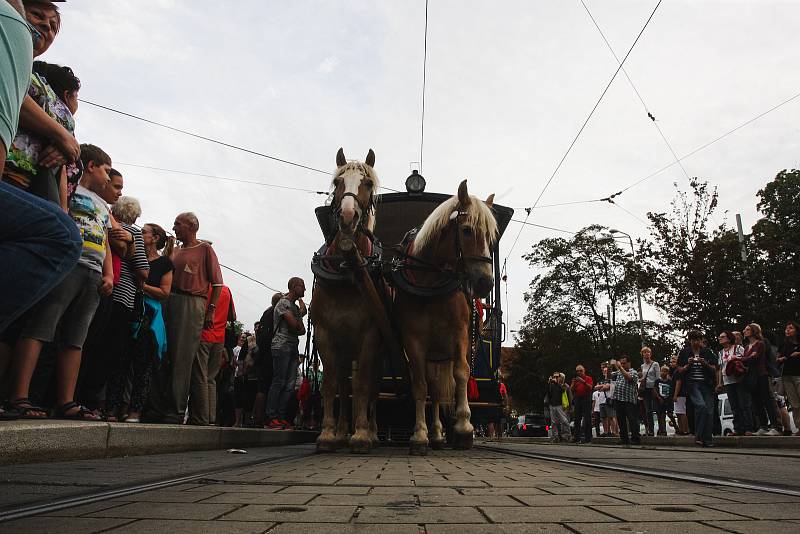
[96,196,150,420]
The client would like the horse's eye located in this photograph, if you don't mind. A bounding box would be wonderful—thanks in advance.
[364,181,374,189]
[462,227,473,237]
[333,177,343,187]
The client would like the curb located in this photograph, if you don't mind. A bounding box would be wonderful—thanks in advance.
[0,420,318,464]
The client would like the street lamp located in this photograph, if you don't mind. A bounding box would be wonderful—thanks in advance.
[610,228,645,347]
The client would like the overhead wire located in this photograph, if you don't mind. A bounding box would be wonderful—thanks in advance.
[78,99,330,175]
[420,0,429,173]
[503,0,662,268]
[219,264,281,294]
[509,219,576,234]
[580,0,691,183]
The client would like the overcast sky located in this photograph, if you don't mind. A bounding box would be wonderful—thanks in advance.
[44,0,800,342]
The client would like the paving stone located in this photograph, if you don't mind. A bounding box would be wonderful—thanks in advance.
[425,525,573,534]
[120,490,221,503]
[697,490,800,503]
[481,506,618,523]
[0,516,134,534]
[221,504,357,522]
[40,500,131,517]
[567,521,723,533]
[280,485,371,494]
[419,494,522,506]
[189,484,286,493]
[461,487,548,496]
[270,524,421,533]
[537,486,639,495]
[706,520,800,533]
[370,486,461,496]
[200,492,315,505]
[514,494,631,506]
[610,492,740,505]
[701,502,800,519]
[309,494,418,506]
[592,504,745,522]
[356,505,486,524]
[103,519,275,533]
[86,501,239,520]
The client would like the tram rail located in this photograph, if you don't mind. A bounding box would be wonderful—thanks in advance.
[476,443,800,497]
[0,451,315,524]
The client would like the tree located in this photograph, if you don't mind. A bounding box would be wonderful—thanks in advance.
[639,179,748,337]
[749,169,800,336]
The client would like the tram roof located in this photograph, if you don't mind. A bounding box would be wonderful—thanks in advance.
[315,191,514,249]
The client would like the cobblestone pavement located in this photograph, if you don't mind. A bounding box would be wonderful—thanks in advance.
[2,446,798,533]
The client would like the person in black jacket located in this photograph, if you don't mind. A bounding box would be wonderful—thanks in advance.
[677,330,719,447]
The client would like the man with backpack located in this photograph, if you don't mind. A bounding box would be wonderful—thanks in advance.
[252,292,282,427]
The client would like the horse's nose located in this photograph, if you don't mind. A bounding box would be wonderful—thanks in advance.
[474,275,493,297]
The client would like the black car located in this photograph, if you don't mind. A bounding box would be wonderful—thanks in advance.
[512,413,549,437]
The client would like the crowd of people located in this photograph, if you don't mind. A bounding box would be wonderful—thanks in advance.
[0,1,319,429]
[546,324,800,446]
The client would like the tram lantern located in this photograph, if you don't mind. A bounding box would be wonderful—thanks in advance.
[405,170,426,194]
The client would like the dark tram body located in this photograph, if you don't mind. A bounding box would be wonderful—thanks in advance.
[314,187,513,440]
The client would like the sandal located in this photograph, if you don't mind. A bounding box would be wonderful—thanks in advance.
[56,402,102,421]
[0,406,21,420]
[7,398,48,419]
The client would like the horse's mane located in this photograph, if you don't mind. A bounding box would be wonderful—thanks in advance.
[331,161,380,232]
[414,194,498,253]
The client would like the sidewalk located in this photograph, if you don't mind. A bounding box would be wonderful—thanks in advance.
[0,420,318,464]
[503,435,800,449]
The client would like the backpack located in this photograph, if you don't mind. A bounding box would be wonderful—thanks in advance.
[255,305,276,357]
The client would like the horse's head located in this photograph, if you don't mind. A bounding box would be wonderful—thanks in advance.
[415,179,498,298]
[331,147,378,236]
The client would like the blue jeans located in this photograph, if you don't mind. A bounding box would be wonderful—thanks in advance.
[266,345,299,421]
[0,182,82,333]
[726,382,753,434]
[689,380,715,444]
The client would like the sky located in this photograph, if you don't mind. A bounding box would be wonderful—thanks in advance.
[43,0,800,343]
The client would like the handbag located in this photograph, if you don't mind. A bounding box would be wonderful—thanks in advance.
[639,363,655,395]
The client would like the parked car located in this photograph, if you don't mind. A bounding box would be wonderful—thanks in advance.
[513,413,549,437]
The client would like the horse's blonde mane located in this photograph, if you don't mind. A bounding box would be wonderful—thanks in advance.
[414,194,498,253]
[331,161,380,232]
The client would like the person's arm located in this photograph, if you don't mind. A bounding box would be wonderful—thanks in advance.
[282,310,306,335]
[58,166,68,213]
[18,95,81,165]
[143,270,172,301]
[673,378,682,401]
[99,238,114,296]
[205,285,223,329]
[108,215,132,259]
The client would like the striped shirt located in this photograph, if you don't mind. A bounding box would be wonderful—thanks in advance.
[112,224,149,310]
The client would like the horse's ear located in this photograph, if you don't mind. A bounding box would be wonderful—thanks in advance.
[365,149,375,168]
[485,194,495,208]
[336,148,347,167]
[458,179,469,206]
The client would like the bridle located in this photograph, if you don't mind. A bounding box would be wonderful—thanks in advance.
[451,210,493,274]
[330,168,375,235]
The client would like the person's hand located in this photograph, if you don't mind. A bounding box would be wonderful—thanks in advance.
[715,384,723,394]
[672,396,678,402]
[99,275,114,296]
[38,145,66,168]
[204,309,214,329]
[777,356,787,364]
[791,351,800,358]
[109,228,133,244]
[53,130,80,163]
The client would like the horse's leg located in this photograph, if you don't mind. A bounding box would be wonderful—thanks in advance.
[350,331,378,453]
[430,401,445,450]
[452,346,474,450]
[405,340,429,455]
[315,332,338,452]
[334,367,351,447]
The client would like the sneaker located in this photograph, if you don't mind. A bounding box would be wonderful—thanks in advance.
[756,428,769,436]
[744,431,754,436]
[266,419,285,430]
[765,428,781,436]
[793,431,800,436]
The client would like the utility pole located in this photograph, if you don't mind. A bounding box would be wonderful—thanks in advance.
[735,214,747,262]
[610,229,645,347]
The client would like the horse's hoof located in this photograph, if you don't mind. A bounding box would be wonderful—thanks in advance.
[316,439,338,453]
[409,441,428,456]
[430,439,445,450]
[349,438,371,454]
[452,432,474,450]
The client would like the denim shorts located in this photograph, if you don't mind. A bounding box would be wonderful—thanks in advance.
[22,264,102,348]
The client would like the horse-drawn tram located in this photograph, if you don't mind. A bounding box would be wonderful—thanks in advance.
[310,149,513,454]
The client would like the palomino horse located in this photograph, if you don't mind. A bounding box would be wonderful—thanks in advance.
[394,180,497,455]
[311,148,382,453]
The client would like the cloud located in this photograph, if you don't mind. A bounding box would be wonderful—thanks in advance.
[317,56,341,74]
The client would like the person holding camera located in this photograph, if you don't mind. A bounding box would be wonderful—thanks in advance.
[677,330,720,447]
[546,372,572,443]
[570,365,594,443]
[610,356,640,446]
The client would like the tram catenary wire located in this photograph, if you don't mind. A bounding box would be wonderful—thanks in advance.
[0,451,315,523]
[503,0,663,265]
[476,444,800,497]
[419,0,429,173]
[78,99,330,175]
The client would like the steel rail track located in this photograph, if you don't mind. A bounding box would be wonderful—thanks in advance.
[476,443,800,497]
[0,451,315,523]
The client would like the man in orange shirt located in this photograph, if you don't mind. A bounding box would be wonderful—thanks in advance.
[188,284,234,425]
